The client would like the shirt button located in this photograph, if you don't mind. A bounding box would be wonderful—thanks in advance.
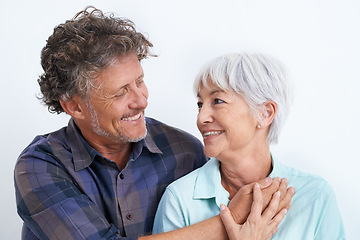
[120,173,124,179]
[126,213,132,220]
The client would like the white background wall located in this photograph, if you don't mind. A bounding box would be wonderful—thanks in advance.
[1,0,359,239]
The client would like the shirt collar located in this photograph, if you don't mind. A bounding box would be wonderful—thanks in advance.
[268,155,282,178]
[66,118,163,171]
[193,155,279,208]
[143,129,163,154]
[193,158,230,207]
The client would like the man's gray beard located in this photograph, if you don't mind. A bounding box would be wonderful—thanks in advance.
[87,103,147,143]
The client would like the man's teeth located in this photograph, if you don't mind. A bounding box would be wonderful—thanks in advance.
[121,113,141,121]
[203,131,224,137]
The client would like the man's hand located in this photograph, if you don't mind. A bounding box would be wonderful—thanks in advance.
[227,177,295,224]
[220,183,288,240]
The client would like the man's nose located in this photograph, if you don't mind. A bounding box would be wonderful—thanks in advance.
[129,86,148,109]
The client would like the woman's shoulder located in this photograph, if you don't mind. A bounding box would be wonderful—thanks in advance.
[273,159,334,197]
[167,168,201,190]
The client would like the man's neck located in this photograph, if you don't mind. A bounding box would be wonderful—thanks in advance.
[82,132,133,170]
[94,142,133,170]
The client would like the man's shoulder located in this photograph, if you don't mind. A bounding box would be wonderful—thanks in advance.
[146,117,202,145]
[16,126,70,167]
[22,127,68,152]
[145,117,206,167]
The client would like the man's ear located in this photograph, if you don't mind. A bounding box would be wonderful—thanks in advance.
[60,96,86,120]
[261,101,277,127]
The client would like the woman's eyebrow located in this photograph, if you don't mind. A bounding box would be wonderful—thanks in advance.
[197,89,225,98]
[210,89,225,96]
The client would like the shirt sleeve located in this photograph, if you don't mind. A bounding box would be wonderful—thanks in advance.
[314,181,346,240]
[14,146,136,240]
[152,186,186,234]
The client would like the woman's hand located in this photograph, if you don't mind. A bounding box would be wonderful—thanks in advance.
[227,177,294,224]
[220,182,290,240]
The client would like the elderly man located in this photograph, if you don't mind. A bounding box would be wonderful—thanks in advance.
[14,7,293,240]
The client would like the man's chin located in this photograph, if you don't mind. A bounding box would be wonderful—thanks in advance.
[91,126,147,144]
[127,129,148,143]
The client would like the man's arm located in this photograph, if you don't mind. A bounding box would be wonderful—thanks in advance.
[15,149,129,239]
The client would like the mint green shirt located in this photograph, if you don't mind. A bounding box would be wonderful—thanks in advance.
[152,157,345,239]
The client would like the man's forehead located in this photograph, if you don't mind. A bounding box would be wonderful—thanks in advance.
[89,71,144,96]
[90,55,143,92]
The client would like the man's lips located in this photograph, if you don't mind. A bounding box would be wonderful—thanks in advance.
[121,112,142,121]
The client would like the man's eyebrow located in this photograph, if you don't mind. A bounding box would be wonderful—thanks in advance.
[136,73,144,80]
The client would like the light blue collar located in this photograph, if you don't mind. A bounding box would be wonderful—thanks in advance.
[193,155,282,208]
[193,158,230,207]
[268,155,285,178]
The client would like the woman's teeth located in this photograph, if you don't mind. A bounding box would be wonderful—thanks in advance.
[203,130,224,137]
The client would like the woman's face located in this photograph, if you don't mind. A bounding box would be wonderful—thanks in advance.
[196,81,260,161]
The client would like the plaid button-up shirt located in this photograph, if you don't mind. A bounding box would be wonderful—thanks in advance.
[15,117,207,240]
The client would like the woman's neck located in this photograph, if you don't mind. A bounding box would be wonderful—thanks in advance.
[219,147,272,199]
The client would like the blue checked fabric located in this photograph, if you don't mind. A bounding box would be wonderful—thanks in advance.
[15,117,207,240]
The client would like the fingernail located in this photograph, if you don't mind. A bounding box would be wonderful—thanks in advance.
[265,177,271,183]
[276,191,280,197]
[255,183,260,188]
[283,209,287,214]
[220,204,226,211]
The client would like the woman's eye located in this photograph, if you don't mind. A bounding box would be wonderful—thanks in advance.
[197,102,203,108]
[214,98,225,104]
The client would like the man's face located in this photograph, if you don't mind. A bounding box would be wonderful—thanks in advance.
[78,53,149,146]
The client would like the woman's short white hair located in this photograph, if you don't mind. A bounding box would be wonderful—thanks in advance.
[194,52,294,144]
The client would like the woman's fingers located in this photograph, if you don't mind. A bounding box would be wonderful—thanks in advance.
[261,177,281,209]
[278,178,288,201]
[248,183,263,220]
[257,177,273,189]
[262,190,281,220]
[219,184,291,240]
[220,179,294,240]
[219,203,238,238]
[277,186,295,214]
[268,208,287,233]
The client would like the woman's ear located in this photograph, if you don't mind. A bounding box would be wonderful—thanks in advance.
[59,96,86,120]
[261,101,277,127]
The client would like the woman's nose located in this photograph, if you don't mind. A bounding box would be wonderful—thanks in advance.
[197,104,214,124]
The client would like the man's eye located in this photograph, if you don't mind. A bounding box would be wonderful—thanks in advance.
[214,98,225,104]
[197,102,203,108]
[136,79,144,87]
[114,90,126,98]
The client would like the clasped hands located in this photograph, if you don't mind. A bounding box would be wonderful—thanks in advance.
[220,177,295,240]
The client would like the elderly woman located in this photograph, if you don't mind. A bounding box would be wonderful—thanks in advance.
[152,53,345,239]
